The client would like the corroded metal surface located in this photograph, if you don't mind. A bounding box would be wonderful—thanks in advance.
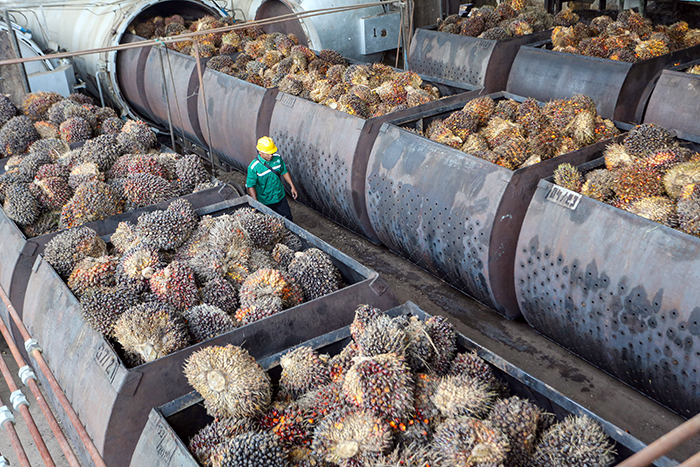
[507,41,700,123]
[20,195,397,467]
[516,173,700,417]
[644,62,700,138]
[130,301,676,467]
[408,27,552,92]
[365,93,621,317]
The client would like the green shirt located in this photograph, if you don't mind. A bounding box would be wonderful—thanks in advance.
[245,154,288,205]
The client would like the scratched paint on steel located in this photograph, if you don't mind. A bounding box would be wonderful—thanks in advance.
[196,67,277,173]
[644,65,700,138]
[507,41,700,123]
[408,27,552,92]
[515,173,700,418]
[19,195,397,467]
[129,301,676,467]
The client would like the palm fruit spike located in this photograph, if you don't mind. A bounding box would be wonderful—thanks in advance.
[67,255,119,297]
[565,109,597,146]
[487,396,543,466]
[59,180,123,230]
[644,148,688,175]
[239,268,303,310]
[433,417,510,467]
[80,134,122,172]
[354,313,408,357]
[517,97,548,134]
[21,91,62,121]
[183,344,271,418]
[208,430,289,467]
[431,373,496,419]
[480,26,512,41]
[553,163,584,192]
[110,221,141,255]
[425,120,462,149]
[122,173,177,208]
[403,316,435,373]
[59,117,92,144]
[413,372,441,427]
[68,162,103,189]
[623,123,675,158]
[0,115,41,157]
[350,304,383,342]
[443,111,478,140]
[343,353,415,424]
[174,215,216,262]
[149,261,199,310]
[3,183,39,226]
[20,212,59,238]
[297,380,351,418]
[29,138,69,161]
[116,244,161,293]
[311,409,392,466]
[663,161,700,199]
[188,417,258,466]
[612,162,664,204]
[234,207,286,250]
[260,401,317,451]
[43,226,107,278]
[449,350,496,385]
[368,442,438,467]
[328,341,358,382]
[625,196,676,227]
[677,186,700,235]
[235,291,285,326]
[581,169,615,202]
[34,121,59,139]
[424,315,456,375]
[175,154,209,191]
[286,248,341,302]
[0,94,17,127]
[604,143,635,171]
[183,304,237,343]
[531,415,615,467]
[134,199,198,250]
[79,285,137,337]
[462,96,496,127]
[319,48,346,66]
[494,137,531,170]
[113,301,190,364]
[199,276,239,315]
[272,243,296,271]
[279,346,332,400]
[120,120,157,149]
[374,80,408,107]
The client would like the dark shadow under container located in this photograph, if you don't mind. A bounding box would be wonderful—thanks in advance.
[408,26,552,92]
[19,195,398,467]
[364,91,624,318]
[506,40,700,123]
[515,142,700,417]
[643,59,700,138]
[128,301,677,467]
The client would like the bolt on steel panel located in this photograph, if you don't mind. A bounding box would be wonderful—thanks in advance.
[366,93,622,318]
[197,68,279,173]
[408,27,552,92]
[267,88,482,243]
[516,173,700,417]
[20,195,397,467]
[644,63,700,138]
[507,41,700,123]
[129,301,677,467]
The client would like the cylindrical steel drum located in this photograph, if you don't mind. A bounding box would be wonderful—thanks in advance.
[408,27,552,92]
[365,92,622,318]
[507,40,700,123]
[515,158,700,417]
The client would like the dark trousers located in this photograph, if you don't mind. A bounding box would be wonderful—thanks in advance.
[266,197,293,221]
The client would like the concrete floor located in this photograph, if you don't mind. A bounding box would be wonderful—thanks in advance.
[0,171,697,466]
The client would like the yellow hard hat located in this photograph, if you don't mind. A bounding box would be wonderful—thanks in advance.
[256,136,278,154]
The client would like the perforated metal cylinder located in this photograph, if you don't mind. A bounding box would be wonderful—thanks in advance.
[516,176,700,417]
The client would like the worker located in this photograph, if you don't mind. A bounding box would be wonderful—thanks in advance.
[246,136,298,221]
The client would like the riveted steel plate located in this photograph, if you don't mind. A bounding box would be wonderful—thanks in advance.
[507,41,700,123]
[366,92,622,318]
[197,68,279,173]
[21,195,397,467]
[268,87,481,243]
[516,173,700,417]
[408,27,552,92]
[644,64,700,138]
[130,301,676,467]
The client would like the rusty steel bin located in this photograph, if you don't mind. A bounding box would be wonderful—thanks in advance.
[128,301,677,467]
[506,40,700,123]
[515,153,700,417]
[268,85,483,243]
[19,194,398,467]
[408,26,552,92]
[643,60,700,138]
[364,92,623,318]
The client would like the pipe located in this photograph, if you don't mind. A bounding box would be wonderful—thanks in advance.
[0,323,81,467]
[0,394,31,467]
[0,351,56,467]
[616,413,700,467]
[0,288,84,467]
